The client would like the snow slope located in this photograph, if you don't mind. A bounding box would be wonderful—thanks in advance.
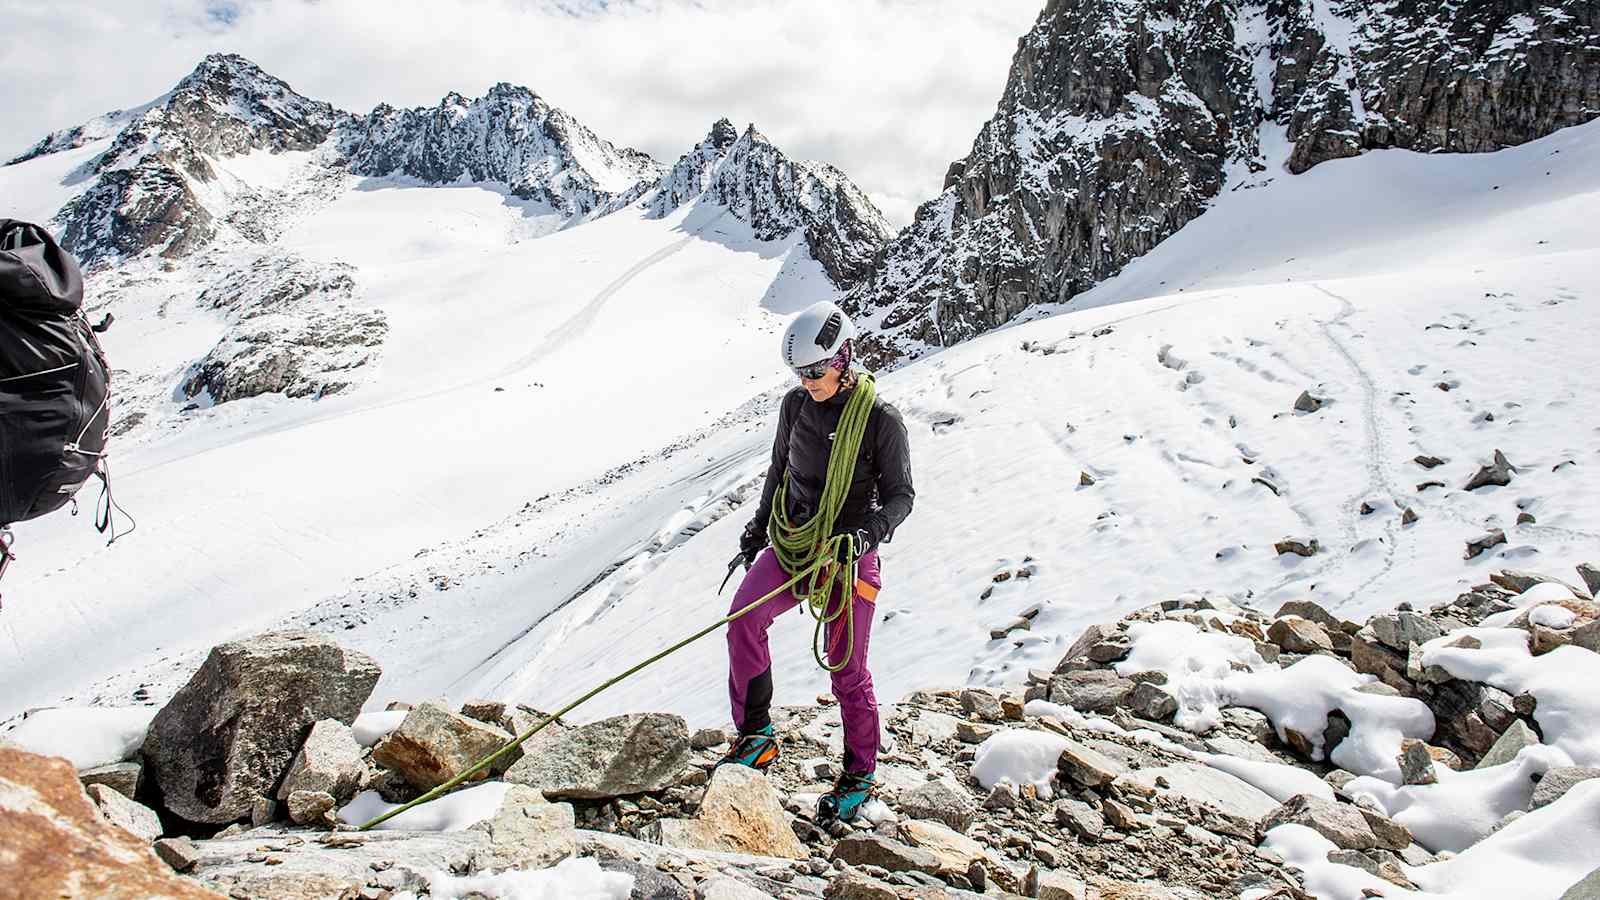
[3,120,1597,741]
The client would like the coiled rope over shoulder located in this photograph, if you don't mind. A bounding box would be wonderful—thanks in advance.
[768,370,876,672]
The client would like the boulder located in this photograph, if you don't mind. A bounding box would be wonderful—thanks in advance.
[1274,537,1320,557]
[699,876,776,900]
[1476,719,1541,769]
[277,718,364,802]
[1038,870,1088,900]
[1368,612,1447,652]
[153,837,202,873]
[825,871,899,900]
[898,778,976,832]
[142,630,380,824]
[1274,600,1344,633]
[1464,450,1514,491]
[1398,738,1438,786]
[1057,739,1127,787]
[470,784,577,869]
[372,701,512,791]
[1054,797,1106,839]
[1492,569,1593,601]
[1127,681,1178,721]
[691,727,729,750]
[187,826,487,897]
[831,832,942,876]
[1572,621,1600,654]
[504,712,689,800]
[285,789,336,827]
[959,689,1004,723]
[0,746,221,899]
[1055,624,1118,672]
[1360,808,1413,851]
[1579,564,1600,600]
[87,782,163,842]
[1268,617,1334,653]
[898,818,989,877]
[1260,794,1378,850]
[1294,391,1324,413]
[651,764,806,860]
[1121,763,1279,825]
[79,761,142,798]
[1047,670,1134,712]
[1466,529,1507,560]
[1531,767,1600,810]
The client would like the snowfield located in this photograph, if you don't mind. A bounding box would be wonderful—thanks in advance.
[1,116,1596,766]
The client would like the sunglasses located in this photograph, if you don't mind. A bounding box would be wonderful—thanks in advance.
[793,360,833,380]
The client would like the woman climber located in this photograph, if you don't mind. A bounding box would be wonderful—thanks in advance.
[721,300,915,825]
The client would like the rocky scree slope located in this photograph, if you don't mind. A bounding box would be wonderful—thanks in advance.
[844,0,1600,365]
[6,563,1598,899]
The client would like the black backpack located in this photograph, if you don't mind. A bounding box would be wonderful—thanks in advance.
[0,219,120,592]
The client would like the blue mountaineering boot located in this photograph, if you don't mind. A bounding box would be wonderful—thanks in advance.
[720,725,779,771]
[817,770,876,824]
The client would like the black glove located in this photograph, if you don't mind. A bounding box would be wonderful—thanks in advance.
[831,524,876,567]
[739,518,768,566]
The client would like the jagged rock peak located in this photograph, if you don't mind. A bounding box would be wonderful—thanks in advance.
[845,0,1600,367]
[340,83,662,217]
[645,118,892,288]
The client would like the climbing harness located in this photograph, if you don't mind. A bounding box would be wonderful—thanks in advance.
[359,374,879,830]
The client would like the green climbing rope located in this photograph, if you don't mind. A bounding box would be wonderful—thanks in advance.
[357,372,878,830]
[768,369,876,672]
[358,554,828,831]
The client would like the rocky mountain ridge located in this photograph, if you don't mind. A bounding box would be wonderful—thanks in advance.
[845,0,1600,365]
[5,562,1597,899]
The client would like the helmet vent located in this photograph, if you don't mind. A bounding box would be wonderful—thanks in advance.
[816,312,842,349]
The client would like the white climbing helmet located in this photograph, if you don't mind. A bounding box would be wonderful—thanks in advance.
[781,301,856,370]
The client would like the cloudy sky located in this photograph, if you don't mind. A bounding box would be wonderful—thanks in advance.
[0,0,1043,226]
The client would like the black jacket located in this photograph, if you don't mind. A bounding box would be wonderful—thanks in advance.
[750,381,914,550]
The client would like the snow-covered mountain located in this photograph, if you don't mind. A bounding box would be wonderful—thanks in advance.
[845,0,1600,363]
[643,118,893,286]
[342,82,664,218]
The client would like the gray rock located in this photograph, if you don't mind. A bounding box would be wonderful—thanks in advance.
[956,721,997,744]
[188,826,488,897]
[1562,867,1600,900]
[1466,529,1508,560]
[250,795,277,826]
[1087,635,1133,663]
[1492,569,1593,601]
[1275,600,1343,633]
[1532,767,1600,810]
[959,689,1004,723]
[1369,612,1445,652]
[278,718,364,802]
[830,832,941,875]
[698,876,774,900]
[87,782,162,842]
[1054,797,1106,839]
[651,764,806,860]
[471,784,576,869]
[1057,740,1126,787]
[505,711,689,800]
[1054,624,1118,673]
[1476,719,1541,769]
[1360,808,1413,851]
[898,778,976,832]
[1574,621,1600,654]
[824,871,898,900]
[1122,763,1279,824]
[1260,794,1378,850]
[79,761,142,799]
[372,700,512,791]
[1579,564,1600,600]
[1268,617,1334,653]
[1037,870,1088,900]
[1464,450,1514,491]
[1047,669,1134,712]
[142,629,380,824]
[690,727,729,750]
[153,837,201,873]
[1398,738,1438,786]
[597,857,694,900]
[1102,798,1144,831]
[1294,391,1325,413]
[285,789,336,827]
[1126,681,1178,721]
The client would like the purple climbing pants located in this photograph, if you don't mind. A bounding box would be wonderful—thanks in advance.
[726,545,882,774]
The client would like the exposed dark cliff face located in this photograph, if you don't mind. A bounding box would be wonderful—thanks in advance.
[847,0,1600,366]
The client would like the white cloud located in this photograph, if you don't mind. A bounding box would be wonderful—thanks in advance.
[0,0,1042,227]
